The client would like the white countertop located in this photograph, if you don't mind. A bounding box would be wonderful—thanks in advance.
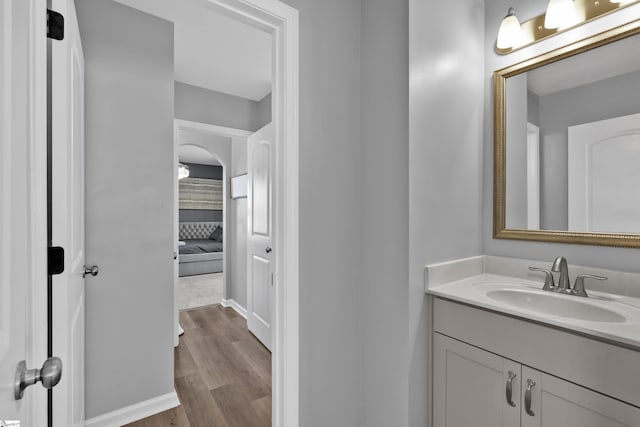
[428,273,640,350]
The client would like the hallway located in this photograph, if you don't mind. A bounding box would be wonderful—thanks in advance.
[126,305,271,426]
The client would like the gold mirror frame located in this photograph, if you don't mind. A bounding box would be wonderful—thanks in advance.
[494,19,640,248]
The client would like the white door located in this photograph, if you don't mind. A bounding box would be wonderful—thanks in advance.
[433,333,521,427]
[247,123,275,351]
[50,0,86,425]
[0,0,48,425]
[521,366,640,427]
[568,113,640,233]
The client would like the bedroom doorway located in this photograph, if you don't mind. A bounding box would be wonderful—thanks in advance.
[173,120,252,344]
[177,144,226,311]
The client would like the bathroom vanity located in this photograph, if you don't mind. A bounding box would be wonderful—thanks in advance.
[426,256,640,427]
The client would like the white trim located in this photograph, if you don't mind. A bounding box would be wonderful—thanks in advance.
[27,0,49,424]
[84,391,180,427]
[221,298,248,318]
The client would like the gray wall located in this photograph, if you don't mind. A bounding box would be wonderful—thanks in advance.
[361,1,409,426]
[78,0,175,418]
[178,162,223,223]
[279,0,364,425]
[410,2,485,427]
[229,138,248,307]
[175,81,271,132]
[537,69,640,229]
[484,0,640,275]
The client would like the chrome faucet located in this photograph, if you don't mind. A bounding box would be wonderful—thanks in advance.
[551,256,571,293]
[529,256,607,298]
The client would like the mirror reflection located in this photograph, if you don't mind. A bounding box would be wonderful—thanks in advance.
[505,33,640,233]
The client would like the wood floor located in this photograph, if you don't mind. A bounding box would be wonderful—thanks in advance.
[125,304,271,427]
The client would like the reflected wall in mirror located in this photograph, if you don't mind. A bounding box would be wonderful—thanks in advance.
[494,19,640,247]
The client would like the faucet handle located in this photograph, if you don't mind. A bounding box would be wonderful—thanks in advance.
[572,274,607,297]
[528,267,555,291]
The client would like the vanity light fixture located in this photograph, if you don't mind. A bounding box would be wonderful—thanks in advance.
[497,8,524,49]
[178,163,190,180]
[544,0,579,29]
[496,0,640,54]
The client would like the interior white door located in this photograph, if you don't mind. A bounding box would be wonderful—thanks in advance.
[50,0,86,425]
[0,0,48,425]
[247,122,275,351]
[568,113,640,232]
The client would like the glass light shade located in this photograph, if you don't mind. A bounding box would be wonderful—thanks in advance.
[178,163,190,180]
[497,8,523,49]
[544,0,579,29]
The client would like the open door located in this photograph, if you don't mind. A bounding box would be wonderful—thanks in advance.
[0,0,49,425]
[247,123,275,351]
[50,0,86,425]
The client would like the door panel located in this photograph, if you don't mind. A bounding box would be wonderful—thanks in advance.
[568,113,640,233]
[51,0,85,425]
[433,333,520,427]
[522,366,640,427]
[0,0,48,424]
[247,123,274,351]
[0,2,27,422]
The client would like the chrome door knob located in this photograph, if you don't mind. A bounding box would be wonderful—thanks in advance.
[265,247,272,254]
[83,265,99,277]
[14,357,63,400]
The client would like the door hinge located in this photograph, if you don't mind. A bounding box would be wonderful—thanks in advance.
[271,273,274,287]
[47,9,64,40]
[48,246,65,276]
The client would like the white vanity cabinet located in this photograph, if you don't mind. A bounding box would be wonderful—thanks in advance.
[432,298,640,427]
[433,333,520,427]
[434,333,640,427]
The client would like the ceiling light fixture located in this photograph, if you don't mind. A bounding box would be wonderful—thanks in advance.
[178,163,190,180]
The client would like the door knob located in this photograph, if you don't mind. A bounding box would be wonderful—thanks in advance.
[14,357,63,400]
[265,247,272,254]
[83,265,99,277]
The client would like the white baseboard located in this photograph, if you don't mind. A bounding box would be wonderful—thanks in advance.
[221,298,247,318]
[84,391,180,427]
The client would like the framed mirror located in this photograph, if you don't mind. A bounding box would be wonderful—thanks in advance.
[494,19,640,248]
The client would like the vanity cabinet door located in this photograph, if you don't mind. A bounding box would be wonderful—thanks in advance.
[433,333,521,427]
[521,366,640,427]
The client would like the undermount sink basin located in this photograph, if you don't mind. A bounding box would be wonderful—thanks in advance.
[485,289,626,323]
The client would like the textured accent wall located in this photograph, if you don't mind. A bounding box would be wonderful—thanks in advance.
[179,162,223,222]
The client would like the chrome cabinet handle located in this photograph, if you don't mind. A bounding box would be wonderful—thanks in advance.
[525,379,536,416]
[505,371,517,407]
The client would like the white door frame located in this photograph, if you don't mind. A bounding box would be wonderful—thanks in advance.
[178,0,299,423]
[173,119,251,346]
